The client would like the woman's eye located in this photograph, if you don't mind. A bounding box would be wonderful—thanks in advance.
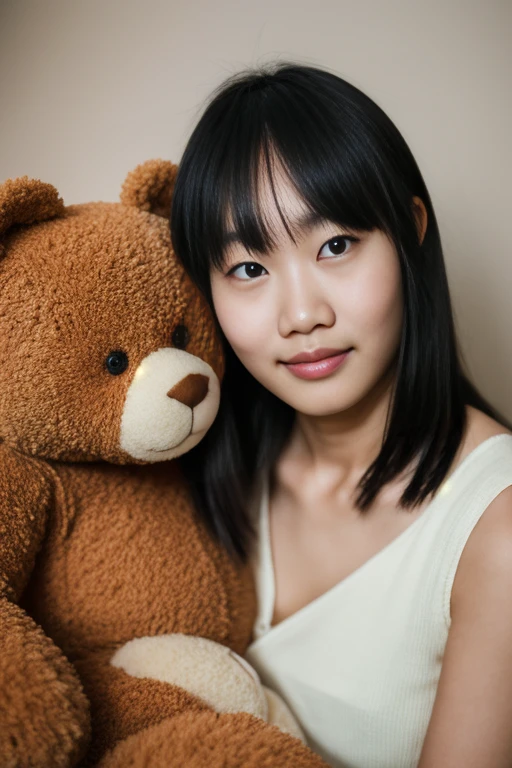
[228,262,268,280]
[318,235,358,259]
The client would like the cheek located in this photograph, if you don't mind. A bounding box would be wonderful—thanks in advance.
[342,259,403,347]
[211,283,269,359]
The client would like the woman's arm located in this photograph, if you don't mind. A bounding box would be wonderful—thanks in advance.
[418,484,512,768]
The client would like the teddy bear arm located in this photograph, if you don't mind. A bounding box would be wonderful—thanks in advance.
[97,710,329,768]
[0,601,91,767]
[0,447,91,766]
[0,445,57,598]
[73,648,213,763]
[110,633,306,741]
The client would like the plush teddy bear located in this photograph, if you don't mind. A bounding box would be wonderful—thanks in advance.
[0,161,328,768]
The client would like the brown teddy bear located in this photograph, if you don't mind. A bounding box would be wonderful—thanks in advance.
[0,161,328,768]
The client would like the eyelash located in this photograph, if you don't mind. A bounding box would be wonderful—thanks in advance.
[226,235,359,281]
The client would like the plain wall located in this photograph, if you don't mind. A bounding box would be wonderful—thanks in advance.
[0,0,510,419]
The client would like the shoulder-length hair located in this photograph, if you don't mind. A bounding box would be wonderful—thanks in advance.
[170,61,511,562]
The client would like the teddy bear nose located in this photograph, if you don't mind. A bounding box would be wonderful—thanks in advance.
[167,373,209,409]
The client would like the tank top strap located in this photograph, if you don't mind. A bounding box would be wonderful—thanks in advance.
[436,433,512,626]
[252,473,275,638]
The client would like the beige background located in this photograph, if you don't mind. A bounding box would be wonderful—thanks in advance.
[0,0,510,419]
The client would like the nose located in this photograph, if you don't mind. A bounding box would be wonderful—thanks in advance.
[277,269,335,337]
[167,373,209,409]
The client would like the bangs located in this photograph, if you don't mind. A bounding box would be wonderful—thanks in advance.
[171,68,409,297]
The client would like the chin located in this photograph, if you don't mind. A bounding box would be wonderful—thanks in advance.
[275,390,359,417]
[295,402,356,418]
[276,376,382,417]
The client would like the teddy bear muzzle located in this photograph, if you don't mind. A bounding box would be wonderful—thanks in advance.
[167,373,209,410]
[119,347,221,462]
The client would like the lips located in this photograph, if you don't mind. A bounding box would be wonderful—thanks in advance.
[280,347,353,381]
[284,347,352,364]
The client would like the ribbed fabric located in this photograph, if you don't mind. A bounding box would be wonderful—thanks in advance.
[245,434,512,768]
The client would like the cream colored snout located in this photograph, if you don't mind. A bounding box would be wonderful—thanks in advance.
[119,348,221,461]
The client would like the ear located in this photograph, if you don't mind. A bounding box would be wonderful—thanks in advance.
[411,195,428,245]
[0,177,64,239]
[120,159,179,218]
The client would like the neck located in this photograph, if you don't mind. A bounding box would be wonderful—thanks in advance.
[287,370,396,494]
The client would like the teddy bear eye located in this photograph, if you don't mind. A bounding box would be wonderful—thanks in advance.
[172,324,189,350]
[105,350,129,376]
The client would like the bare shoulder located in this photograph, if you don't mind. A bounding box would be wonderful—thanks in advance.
[461,404,511,454]
[451,406,512,618]
[402,408,512,765]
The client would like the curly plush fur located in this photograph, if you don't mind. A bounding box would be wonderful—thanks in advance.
[0,162,328,768]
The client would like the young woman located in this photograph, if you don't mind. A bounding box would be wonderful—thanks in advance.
[170,62,512,768]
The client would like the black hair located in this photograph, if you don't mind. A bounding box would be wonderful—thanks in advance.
[171,61,511,562]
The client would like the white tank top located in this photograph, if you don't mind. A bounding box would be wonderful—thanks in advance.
[245,433,512,768]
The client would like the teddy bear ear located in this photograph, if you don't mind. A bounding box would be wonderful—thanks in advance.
[0,176,65,238]
[120,159,179,218]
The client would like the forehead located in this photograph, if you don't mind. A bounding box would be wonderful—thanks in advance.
[224,160,327,249]
[258,161,306,217]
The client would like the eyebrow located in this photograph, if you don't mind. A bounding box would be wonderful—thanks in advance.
[223,210,330,248]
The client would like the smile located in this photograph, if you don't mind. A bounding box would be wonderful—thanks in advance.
[281,349,353,380]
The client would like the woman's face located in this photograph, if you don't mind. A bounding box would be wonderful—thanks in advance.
[210,168,405,418]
